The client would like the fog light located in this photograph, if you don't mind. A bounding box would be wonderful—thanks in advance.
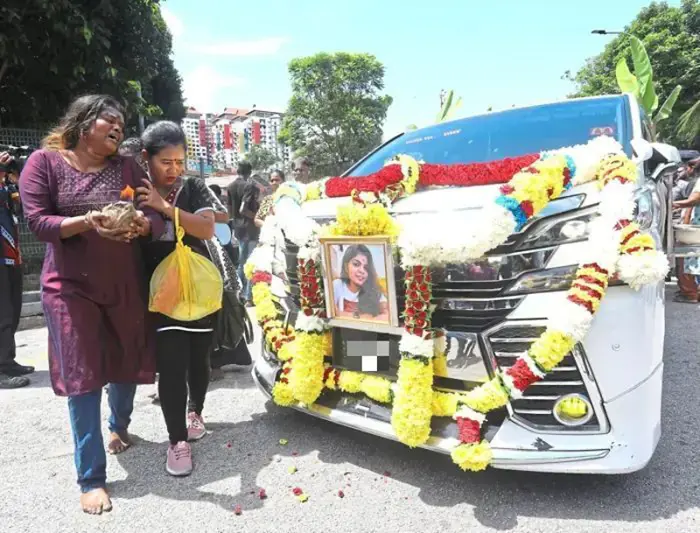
[552,393,593,427]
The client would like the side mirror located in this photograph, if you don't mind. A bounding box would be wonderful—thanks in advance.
[630,138,654,162]
[648,142,682,181]
[651,142,682,164]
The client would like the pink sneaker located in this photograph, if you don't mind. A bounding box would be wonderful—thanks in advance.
[187,412,206,441]
[166,441,193,477]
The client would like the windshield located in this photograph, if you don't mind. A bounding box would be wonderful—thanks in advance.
[348,96,631,176]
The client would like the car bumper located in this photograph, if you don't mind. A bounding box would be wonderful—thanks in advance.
[252,353,663,474]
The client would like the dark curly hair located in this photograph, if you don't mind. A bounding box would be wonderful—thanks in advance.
[340,244,382,316]
[42,95,125,151]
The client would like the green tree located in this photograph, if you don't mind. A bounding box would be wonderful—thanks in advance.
[279,52,393,177]
[245,146,280,173]
[568,0,700,145]
[0,0,185,131]
[614,35,682,131]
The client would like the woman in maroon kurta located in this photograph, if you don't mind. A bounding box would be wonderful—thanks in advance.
[19,95,164,515]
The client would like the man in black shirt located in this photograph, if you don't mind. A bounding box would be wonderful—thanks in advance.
[227,161,260,305]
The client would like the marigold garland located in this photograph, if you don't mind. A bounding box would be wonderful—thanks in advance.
[451,441,493,472]
[432,391,459,417]
[391,358,434,447]
[324,201,400,238]
[286,331,328,405]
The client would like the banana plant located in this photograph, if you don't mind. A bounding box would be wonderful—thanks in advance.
[436,89,463,123]
[615,35,681,130]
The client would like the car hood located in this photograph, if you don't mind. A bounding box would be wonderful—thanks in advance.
[300,182,601,219]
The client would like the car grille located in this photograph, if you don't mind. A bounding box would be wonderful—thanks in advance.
[484,323,604,432]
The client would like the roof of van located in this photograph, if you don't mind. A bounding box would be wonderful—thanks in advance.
[433,94,628,130]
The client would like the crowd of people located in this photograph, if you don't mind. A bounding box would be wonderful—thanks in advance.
[0,94,318,515]
[3,91,700,514]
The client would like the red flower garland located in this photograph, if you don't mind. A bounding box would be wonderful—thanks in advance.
[297,258,325,317]
[321,154,539,199]
[456,417,482,444]
[503,358,541,392]
[325,165,404,198]
[403,266,433,339]
[251,271,272,285]
[418,154,539,188]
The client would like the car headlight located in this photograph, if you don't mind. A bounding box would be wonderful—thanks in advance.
[513,205,598,252]
[503,264,579,295]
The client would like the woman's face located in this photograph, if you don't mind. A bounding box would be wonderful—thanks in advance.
[147,145,186,187]
[347,253,369,288]
[270,172,283,192]
[85,109,125,156]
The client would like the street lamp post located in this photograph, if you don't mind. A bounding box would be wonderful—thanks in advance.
[591,29,624,35]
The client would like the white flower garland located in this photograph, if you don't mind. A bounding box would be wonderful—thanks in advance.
[397,137,625,268]
[398,333,436,359]
[295,313,326,333]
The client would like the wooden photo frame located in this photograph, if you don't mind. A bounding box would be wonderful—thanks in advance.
[319,236,400,331]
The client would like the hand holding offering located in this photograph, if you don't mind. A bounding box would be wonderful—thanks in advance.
[98,185,139,231]
[89,185,140,242]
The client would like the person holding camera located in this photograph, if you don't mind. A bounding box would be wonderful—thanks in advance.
[0,151,34,389]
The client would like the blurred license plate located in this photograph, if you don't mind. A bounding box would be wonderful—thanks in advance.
[332,328,401,375]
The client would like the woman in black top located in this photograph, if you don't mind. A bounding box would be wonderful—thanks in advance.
[136,121,220,477]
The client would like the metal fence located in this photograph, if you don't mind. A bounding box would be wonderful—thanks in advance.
[1,128,46,290]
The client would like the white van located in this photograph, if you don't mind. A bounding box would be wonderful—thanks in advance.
[253,94,682,473]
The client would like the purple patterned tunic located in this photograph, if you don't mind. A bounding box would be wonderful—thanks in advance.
[19,150,165,396]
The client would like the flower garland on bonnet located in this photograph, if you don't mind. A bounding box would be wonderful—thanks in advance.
[246,137,668,473]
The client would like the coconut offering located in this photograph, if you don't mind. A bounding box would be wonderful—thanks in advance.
[98,185,138,231]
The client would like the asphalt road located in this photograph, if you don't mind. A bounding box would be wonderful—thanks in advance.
[0,288,698,533]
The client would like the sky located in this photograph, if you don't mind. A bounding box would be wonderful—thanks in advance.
[161,0,680,139]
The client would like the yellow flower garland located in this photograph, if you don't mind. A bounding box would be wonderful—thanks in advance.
[529,330,577,372]
[451,441,493,472]
[272,381,296,406]
[510,155,568,214]
[391,358,434,447]
[324,202,400,238]
[432,391,459,417]
[286,332,329,405]
[396,155,421,195]
[462,376,510,414]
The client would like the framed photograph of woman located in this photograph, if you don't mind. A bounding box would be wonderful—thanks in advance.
[319,236,399,329]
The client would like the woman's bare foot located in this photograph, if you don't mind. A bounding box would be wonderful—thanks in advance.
[107,431,133,455]
[80,488,112,515]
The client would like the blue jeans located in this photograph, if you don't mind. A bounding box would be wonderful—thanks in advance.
[67,383,136,493]
[237,239,258,302]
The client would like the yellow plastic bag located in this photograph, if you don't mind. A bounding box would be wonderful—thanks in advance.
[149,208,223,321]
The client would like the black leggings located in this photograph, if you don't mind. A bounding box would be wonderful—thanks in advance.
[0,265,22,369]
[156,329,214,445]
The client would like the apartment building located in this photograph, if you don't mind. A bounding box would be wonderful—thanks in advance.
[184,106,291,172]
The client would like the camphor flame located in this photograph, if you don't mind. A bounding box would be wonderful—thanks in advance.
[120,185,135,201]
